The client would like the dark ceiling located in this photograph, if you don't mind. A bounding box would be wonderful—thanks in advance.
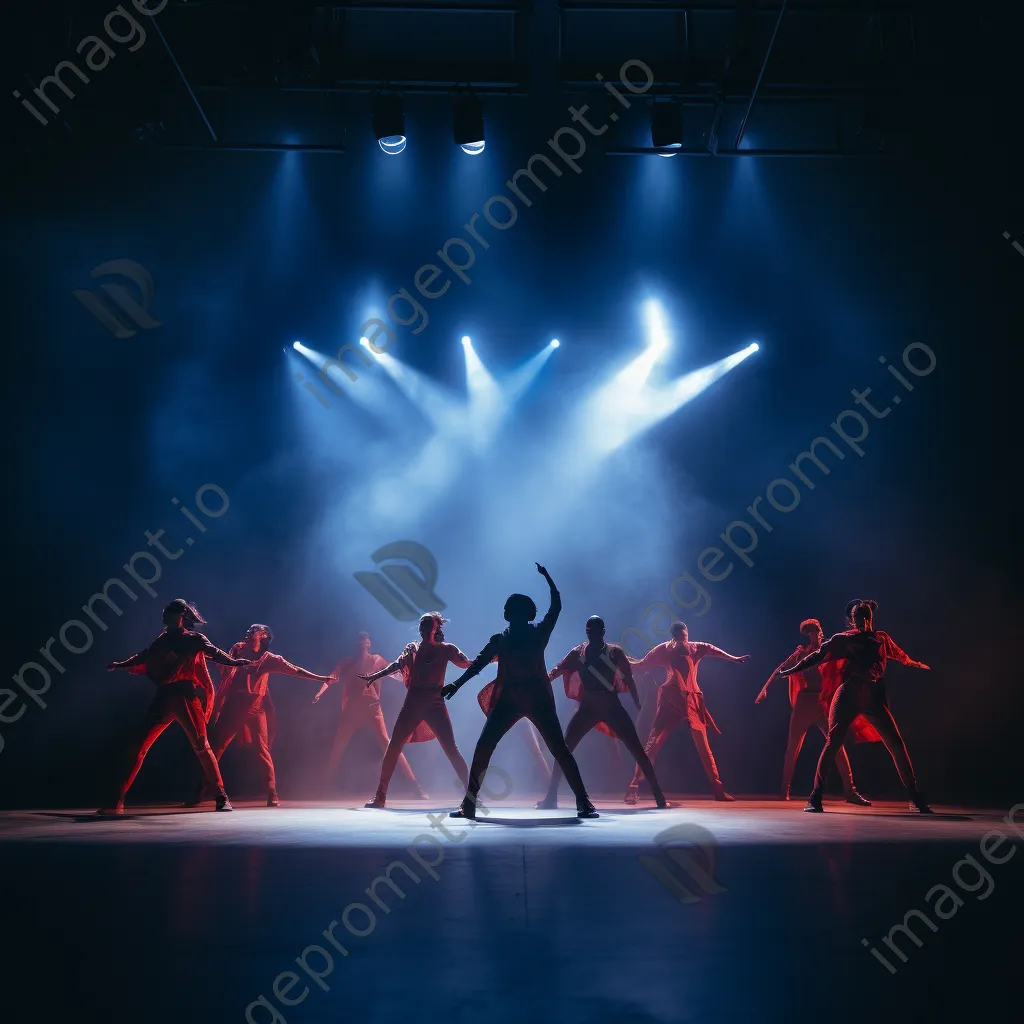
[8,1,1016,161]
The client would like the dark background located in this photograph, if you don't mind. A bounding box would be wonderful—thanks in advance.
[1,0,1020,809]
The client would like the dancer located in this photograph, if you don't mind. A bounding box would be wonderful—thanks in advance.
[99,599,253,815]
[625,622,748,803]
[315,632,426,798]
[193,624,335,807]
[475,681,552,787]
[756,618,870,805]
[537,615,667,809]
[780,599,932,813]
[442,563,598,820]
[360,613,472,809]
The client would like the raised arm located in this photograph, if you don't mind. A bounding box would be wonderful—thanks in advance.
[443,636,501,699]
[535,562,561,642]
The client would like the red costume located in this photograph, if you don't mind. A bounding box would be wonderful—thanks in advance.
[539,640,665,807]
[628,640,735,798]
[325,654,420,789]
[208,644,329,802]
[106,626,242,810]
[786,626,928,807]
[366,639,472,805]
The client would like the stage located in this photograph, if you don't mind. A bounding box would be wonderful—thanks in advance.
[1,797,1019,1023]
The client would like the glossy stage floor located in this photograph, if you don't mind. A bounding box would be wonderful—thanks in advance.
[1,795,1019,1023]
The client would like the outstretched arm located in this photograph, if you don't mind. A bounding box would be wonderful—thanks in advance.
[269,654,335,683]
[781,639,834,676]
[756,647,803,703]
[201,640,254,668]
[443,637,500,699]
[359,658,403,685]
[107,650,147,671]
[701,643,750,665]
[548,649,580,683]
[883,633,930,670]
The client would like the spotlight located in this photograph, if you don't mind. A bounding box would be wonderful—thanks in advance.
[359,336,371,349]
[550,339,560,348]
[292,341,301,350]
[751,342,760,352]
[461,335,471,346]
[373,94,406,155]
[651,101,682,157]
[453,95,485,155]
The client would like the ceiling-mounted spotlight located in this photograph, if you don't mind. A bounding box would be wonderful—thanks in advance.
[373,94,406,155]
[453,94,485,155]
[651,101,683,157]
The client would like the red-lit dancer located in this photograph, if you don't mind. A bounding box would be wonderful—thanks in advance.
[537,615,667,809]
[625,622,749,803]
[781,600,932,813]
[315,631,427,798]
[193,624,335,807]
[360,613,471,808]
[443,563,598,820]
[757,618,870,805]
[99,599,253,815]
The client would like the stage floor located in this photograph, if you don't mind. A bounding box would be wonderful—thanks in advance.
[2,797,1019,1023]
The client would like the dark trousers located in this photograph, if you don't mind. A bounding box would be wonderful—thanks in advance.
[209,694,277,795]
[783,691,856,796]
[116,686,226,804]
[545,692,664,803]
[375,689,468,798]
[813,682,919,797]
[463,681,590,812]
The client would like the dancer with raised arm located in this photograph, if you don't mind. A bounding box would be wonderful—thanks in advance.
[780,599,932,814]
[192,624,335,807]
[99,599,253,815]
[443,563,598,820]
[537,615,667,809]
[757,618,870,805]
[625,622,749,804]
[315,632,426,799]
[360,613,471,809]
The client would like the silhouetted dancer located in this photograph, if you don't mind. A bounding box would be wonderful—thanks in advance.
[316,631,426,798]
[190,624,335,807]
[443,563,599,820]
[476,680,553,788]
[99,599,253,815]
[537,615,667,809]
[757,617,870,805]
[625,622,749,803]
[360,613,471,808]
[781,600,932,814]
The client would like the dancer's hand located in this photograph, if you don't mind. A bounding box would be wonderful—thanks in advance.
[735,654,751,663]
[912,660,931,670]
[357,673,373,681]
[535,562,550,578]
[106,662,119,671]
[442,683,457,700]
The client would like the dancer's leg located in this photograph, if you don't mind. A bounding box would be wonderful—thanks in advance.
[809,685,860,805]
[541,700,600,805]
[604,699,666,805]
[369,710,419,785]
[527,690,593,812]
[111,708,173,807]
[253,711,277,799]
[781,694,818,796]
[690,726,724,789]
[461,700,521,815]
[422,698,469,789]
[326,713,361,778]
[862,704,920,793]
[174,696,228,800]
[371,696,426,802]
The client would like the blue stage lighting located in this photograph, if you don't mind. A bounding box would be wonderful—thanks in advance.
[373,95,407,155]
[292,341,301,350]
[551,339,560,348]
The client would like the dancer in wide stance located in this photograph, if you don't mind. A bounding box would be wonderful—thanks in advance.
[315,632,426,798]
[476,681,552,789]
[757,618,870,805]
[625,622,749,803]
[781,599,932,813]
[537,615,667,809]
[193,624,336,807]
[360,613,472,808]
[443,563,598,820]
[100,599,254,815]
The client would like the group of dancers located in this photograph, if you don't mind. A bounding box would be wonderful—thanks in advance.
[100,564,934,817]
